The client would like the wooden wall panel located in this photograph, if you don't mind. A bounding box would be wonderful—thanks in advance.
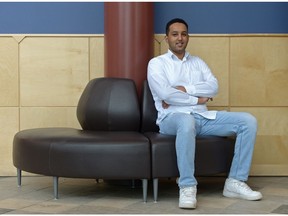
[0,34,287,176]
[0,37,19,106]
[154,35,163,57]
[158,34,288,176]
[20,37,89,106]
[20,107,80,130]
[230,37,288,107]
[90,37,104,79]
[0,108,19,176]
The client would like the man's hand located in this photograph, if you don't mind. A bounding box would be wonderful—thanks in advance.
[175,86,186,92]
[162,100,170,109]
[198,97,213,104]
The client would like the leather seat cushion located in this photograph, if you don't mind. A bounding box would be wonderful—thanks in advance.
[144,132,235,177]
[13,128,151,179]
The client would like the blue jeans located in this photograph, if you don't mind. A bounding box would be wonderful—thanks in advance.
[159,111,258,188]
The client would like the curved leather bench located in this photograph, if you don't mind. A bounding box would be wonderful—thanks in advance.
[13,78,151,201]
[141,80,235,202]
[13,77,235,203]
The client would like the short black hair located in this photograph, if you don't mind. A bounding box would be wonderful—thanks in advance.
[166,18,189,35]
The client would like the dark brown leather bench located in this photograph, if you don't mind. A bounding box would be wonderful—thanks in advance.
[13,78,151,201]
[141,80,235,202]
[13,77,235,203]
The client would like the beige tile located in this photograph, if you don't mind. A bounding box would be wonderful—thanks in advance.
[20,37,89,106]
[90,37,104,79]
[0,208,12,214]
[272,205,288,214]
[267,196,288,205]
[0,198,38,209]
[0,176,287,214]
[197,196,237,209]
[260,186,288,197]
[86,196,141,208]
[20,107,81,130]
[221,207,267,214]
[62,205,124,214]
[230,37,288,106]
[4,209,43,214]
[21,200,78,214]
[226,198,282,213]
[0,37,19,106]
[0,108,19,176]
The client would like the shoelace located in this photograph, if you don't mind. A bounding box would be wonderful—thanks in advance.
[181,187,196,197]
[233,181,253,192]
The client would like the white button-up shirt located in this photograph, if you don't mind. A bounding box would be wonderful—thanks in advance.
[147,50,219,125]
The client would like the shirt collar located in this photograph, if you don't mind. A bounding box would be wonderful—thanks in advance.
[167,49,190,61]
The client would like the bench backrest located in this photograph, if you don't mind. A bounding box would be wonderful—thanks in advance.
[77,77,140,131]
[141,80,159,133]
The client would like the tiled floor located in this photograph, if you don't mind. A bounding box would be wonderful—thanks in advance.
[0,175,287,214]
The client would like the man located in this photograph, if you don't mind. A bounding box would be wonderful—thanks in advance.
[147,18,262,209]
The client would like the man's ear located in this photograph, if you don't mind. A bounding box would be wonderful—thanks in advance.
[165,35,168,43]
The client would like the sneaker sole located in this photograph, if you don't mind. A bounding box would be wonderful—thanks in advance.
[179,202,197,209]
[223,189,262,201]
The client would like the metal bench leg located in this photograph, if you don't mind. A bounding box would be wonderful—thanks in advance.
[132,179,136,188]
[142,179,148,203]
[153,178,158,203]
[53,177,59,200]
[17,168,22,187]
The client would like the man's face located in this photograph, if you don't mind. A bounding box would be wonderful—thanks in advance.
[165,22,189,59]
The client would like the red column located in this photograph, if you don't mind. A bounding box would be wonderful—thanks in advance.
[104,2,154,98]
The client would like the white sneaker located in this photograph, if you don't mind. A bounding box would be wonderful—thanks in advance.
[223,178,263,201]
[179,186,197,209]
